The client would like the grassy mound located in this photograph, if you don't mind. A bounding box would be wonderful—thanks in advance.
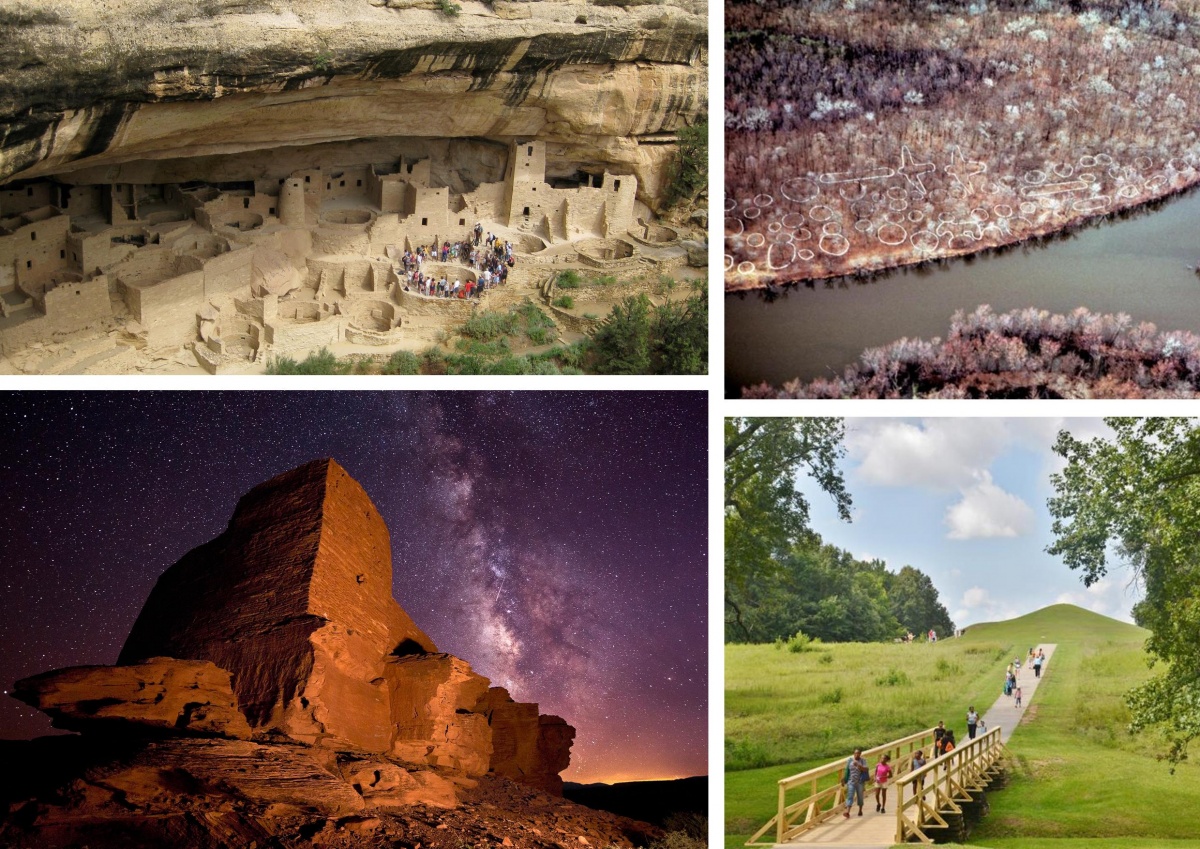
[725,604,1200,849]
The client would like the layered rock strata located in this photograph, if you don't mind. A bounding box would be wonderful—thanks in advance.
[0,0,708,203]
[478,687,576,795]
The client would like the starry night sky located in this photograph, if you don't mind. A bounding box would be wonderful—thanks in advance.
[0,391,707,783]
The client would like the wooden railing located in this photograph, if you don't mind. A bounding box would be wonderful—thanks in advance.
[893,725,1005,844]
[745,727,940,846]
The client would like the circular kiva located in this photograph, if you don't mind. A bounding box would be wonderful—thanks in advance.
[724,197,737,212]
[927,188,947,204]
[737,261,756,275]
[782,212,805,228]
[1052,163,1074,178]
[910,230,939,252]
[780,178,820,204]
[1134,155,1153,170]
[725,254,734,271]
[767,221,783,234]
[907,210,924,222]
[725,216,745,236]
[818,233,850,256]
[1145,174,1168,190]
[809,205,838,222]
[886,186,909,201]
[971,207,989,220]
[744,207,761,220]
[888,198,909,212]
[850,200,874,219]
[981,223,1005,240]
[794,227,813,242]
[767,242,797,270]
[949,184,968,199]
[1079,155,1099,169]
[821,221,841,236]
[747,233,766,247]
[1080,172,1098,183]
[948,234,976,250]
[1023,169,1047,184]
[1117,183,1139,199]
[798,249,816,261]
[854,219,874,233]
[869,191,883,202]
[839,183,867,201]
[754,193,775,208]
[1019,201,1038,215]
[993,204,1014,218]
[1107,166,1123,180]
[1095,152,1114,165]
[882,210,903,224]
[771,232,795,245]
[876,222,908,246]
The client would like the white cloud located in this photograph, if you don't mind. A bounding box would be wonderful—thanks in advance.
[962,586,990,608]
[945,472,1036,539]
[956,585,1021,627]
[847,419,1012,490]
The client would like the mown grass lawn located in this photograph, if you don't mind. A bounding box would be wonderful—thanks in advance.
[725,605,1200,849]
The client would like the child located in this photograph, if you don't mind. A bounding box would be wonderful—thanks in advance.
[1015,686,1023,707]
[874,754,893,813]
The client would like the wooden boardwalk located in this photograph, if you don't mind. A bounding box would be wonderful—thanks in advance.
[745,645,1056,847]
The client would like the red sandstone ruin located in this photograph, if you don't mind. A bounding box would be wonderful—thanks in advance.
[15,458,574,799]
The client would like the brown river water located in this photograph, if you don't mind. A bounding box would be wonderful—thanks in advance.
[724,188,1200,396]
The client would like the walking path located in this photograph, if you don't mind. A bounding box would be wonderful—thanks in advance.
[782,644,1057,846]
[980,644,1055,745]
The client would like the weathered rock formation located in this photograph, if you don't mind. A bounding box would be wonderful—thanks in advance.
[12,658,252,740]
[9,458,578,837]
[479,687,576,795]
[0,0,707,204]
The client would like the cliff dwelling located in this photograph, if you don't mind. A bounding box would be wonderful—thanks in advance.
[0,0,708,374]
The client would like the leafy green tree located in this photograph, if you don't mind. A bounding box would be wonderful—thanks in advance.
[1047,418,1200,766]
[887,565,956,638]
[651,285,707,374]
[590,294,652,373]
[725,418,851,638]
[665,120,708,208]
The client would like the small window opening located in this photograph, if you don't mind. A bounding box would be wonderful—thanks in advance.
[527,145,533,156]
[305,175,310,183]
[421,217,427,226]
[523,206,530,216]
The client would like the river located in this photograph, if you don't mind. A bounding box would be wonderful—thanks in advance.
[724,187,1200,395]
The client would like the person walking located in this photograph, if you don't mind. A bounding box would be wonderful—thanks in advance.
[874,754,894,814]
[942,730,956,753]
[911,750,928,790]
[933,720,946,754]
[966,706,979,739]
[1015,686,1023,708]
[842,748,869,818]
[1034,651,1044,678]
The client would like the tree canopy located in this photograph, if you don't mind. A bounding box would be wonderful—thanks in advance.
[724,417,851,590]
[725,532,955,644]
[1047,418,1200,766]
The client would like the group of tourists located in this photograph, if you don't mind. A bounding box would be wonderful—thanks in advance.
[838,647,1049,819]
[396,224,517,299]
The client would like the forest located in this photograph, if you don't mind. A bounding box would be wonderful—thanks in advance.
[724,531,956,644]
[726,0,1200,288]
[744,305,1200,399]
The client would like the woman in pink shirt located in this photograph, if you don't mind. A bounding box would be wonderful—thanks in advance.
[874,754,894,813]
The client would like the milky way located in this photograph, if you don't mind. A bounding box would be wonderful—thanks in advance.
[0,391,707,782]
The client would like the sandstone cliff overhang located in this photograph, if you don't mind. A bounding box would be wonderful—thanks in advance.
[0,0,708,198]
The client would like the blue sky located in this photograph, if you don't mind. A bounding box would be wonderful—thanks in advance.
[794,418,1143,628]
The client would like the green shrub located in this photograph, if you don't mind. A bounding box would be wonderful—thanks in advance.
[552,295,575,309]
[819,687,844,704]
[485,356,533,375]
[596,274,618,287]
[381,350,421,375]
[875,668,912,687]
[462,310,517,340]
[787,631,820,653]
[935,657,962,678]
[555,270,582,289]
[819,652,834,664]
[527,326,552,345]
[437,0,461,16]
[266,347,350,375]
